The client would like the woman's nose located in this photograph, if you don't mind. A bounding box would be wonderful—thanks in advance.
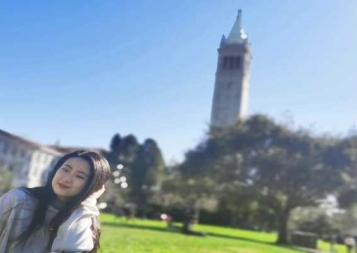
[63,174,73,183]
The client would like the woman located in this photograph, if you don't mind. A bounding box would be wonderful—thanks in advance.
[0,150,111,253]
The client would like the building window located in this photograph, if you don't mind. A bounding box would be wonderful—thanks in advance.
[222,57,229,69]
[7,146,13,157]
[229,56,235,69]
[43,155,48,164]
[34,167,38,176]
[235,56,242,69]
[12,148,17,158]
[2,142,9,154]
[222,56,242,70]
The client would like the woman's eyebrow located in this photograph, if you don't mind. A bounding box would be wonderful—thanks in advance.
[64,164,73,169]
[78,171,89,177]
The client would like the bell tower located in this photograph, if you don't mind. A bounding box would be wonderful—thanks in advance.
[210,9,252,128]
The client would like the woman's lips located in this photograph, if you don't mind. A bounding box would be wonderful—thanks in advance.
[58,183,70,189]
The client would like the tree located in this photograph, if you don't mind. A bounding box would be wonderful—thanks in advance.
[161,167,216,235]
[106,133,167,216]
[104,134,140,210]
[216,184,269,229]
[331,204,357,234]
[181,115,342,244]
[107,133,140,167]
[122,135,140,163]
[129,139,166,215]
[331,136,357,209]
[109,133,122,159]
[289,206,337,238]
[232,116,342,243]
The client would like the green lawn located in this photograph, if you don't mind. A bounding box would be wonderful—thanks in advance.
[100,213,339,253]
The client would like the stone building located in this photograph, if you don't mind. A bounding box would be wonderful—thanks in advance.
[210,10,253,128]
[50,146,107,157]
[0,129,63,189]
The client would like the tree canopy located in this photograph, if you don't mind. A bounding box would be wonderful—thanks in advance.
[177,115,346,244]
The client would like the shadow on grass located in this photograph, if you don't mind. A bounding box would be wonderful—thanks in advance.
[102,221,178,234]
[102,221,306,252]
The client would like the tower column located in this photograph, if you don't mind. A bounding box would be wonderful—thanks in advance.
[210,10,252,128]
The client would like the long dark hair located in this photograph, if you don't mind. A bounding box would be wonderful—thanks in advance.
[18,150,110,252]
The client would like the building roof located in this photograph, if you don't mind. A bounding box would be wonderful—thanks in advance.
[49,146,108,155]
[0,129,63,156]
[224,9,248,45]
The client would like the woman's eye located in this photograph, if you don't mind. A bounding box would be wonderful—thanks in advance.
[76,175,85,180]
[62,167,70,172]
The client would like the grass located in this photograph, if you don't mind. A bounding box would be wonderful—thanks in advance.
[318,241,345,253]
[99,213,312,253]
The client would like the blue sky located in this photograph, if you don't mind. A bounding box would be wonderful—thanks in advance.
[1,0,356,162]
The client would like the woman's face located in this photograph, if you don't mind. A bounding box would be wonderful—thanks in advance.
[52,157,91,202]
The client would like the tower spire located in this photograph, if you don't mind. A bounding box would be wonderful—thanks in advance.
[226,9,248,44]
[237,9,243,30]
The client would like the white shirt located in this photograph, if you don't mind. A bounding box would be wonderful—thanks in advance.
[0,189,99,253]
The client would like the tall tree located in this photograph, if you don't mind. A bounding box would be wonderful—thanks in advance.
[107,133,139,167]
[110,133,122,158]
[105,134,140,208]
[331,136,357,208]
[122,135,140,163]
[130,139,166,215]
[162,166,216,235]
[180,115,342,244]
